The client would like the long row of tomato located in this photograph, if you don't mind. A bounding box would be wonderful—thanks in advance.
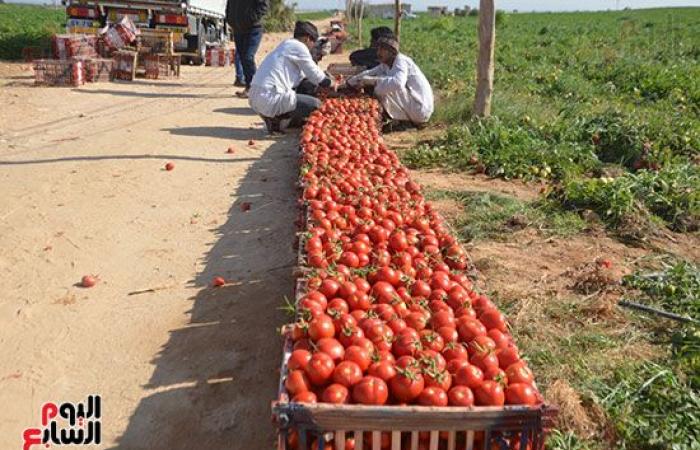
[284,98,541,409]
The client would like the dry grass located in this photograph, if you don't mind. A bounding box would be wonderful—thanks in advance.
[545,380,596,439]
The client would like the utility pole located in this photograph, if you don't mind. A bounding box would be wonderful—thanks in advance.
[394,0,402,41]
[473,0,496,117]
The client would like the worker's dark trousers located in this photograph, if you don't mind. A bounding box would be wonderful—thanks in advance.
[290,94,321,127]
[233,26,263,88]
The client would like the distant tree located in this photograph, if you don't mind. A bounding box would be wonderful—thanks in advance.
[468,8,478,16]
[264,0,295,32]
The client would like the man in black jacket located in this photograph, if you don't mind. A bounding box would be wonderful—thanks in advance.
[349,26,394,69]
[226,0,269,98]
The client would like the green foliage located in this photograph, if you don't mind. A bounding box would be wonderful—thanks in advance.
[425,190,585,242]
[404,116,600,181]
[591,360,700,450]
[624,260,700,321]
[556,164,699,231]
[0,4,65,60]
[264,0,295,32]
[495,10,507,27]
[361,9,699,237]
[547,430,596,450]
[295,10,334,22]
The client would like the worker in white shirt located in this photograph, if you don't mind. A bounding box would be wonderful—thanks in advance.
[248,21,334,133]
[347,37,434,131]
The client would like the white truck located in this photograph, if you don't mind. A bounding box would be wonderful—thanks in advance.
[63,0,229,63]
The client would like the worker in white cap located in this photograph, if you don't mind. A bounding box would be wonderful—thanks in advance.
[248,21,334,133]
[347,36,434,130]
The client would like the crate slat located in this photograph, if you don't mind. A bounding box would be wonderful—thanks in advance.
[429,431,439,450]
[410,432,418,450]
[336,430,346,450]
[465,431,474,450]
[274,402,547,432]
[447,431,456,450]
[372,431,381,450]
[355,431,364,450]
[391,431,401,450]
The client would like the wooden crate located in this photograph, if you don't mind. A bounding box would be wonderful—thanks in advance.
[274,277,551,450]
[82,58,114,82]
[138,29,174,55]
[51,34,98,60]
[142,54,180,79]
[273,401,556,450]
[33,59,85,86]
[327,63,365,78]
[112,51,137,81]
[205,46,235,67]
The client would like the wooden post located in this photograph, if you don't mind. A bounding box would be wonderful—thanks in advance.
[358,1,364,47]
[394,0,401,41]
[473,0,496,117]
[345,0,353,25]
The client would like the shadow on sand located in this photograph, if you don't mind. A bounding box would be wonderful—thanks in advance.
[107,135,298,450]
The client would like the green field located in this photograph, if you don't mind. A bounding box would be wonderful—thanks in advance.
[354,9,699,450]
[0,4,65,60]
[358,9,699,238]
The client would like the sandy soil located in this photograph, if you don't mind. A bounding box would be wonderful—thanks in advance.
[0,27,342,450]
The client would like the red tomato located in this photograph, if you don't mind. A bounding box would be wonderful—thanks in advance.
[332,361,363,387]
[317,338,345,362]
[474,380,505,406]
[437,326,459,343]
[322,383,350,404]
[352,376,389,405]
[393,329,421,357]
[390,368,425,403]
[488,329,512,349]
[458,319,487,342]
[367,360,397,381]
[497,345,521,369]
[308,315,335,341]
[505,362,535,385]
[344,345,372,371]
[479,308,508,332]
[454,364,485,389]
[446,358,470,376]
[351,336,375,354]
[448,386,474,406]
[319,279,340,298]
[424,369,452,392]
[505,383,538,405]
[470,350,499,372]
[287,349,312,371]
[305,352,335,386]
[285,370,311,395]
[442,342,469,362]
[419,330,445,352]
[417,386,448,407]
[292,391,317,403]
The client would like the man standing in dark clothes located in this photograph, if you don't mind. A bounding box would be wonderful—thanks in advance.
[349,26,394,69]
[226,0,269,98]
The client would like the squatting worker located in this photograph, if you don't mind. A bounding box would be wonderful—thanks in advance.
[249,21,334,133]
[349,26,395,69]
[347,37,434,129]
[226,0,268,98]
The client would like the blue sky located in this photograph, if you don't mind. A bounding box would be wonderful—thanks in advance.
[297,0,700,11]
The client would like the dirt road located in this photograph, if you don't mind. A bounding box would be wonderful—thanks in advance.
[0,29,327,449]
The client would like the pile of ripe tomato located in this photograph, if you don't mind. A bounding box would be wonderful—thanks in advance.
[285,98,541,411]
